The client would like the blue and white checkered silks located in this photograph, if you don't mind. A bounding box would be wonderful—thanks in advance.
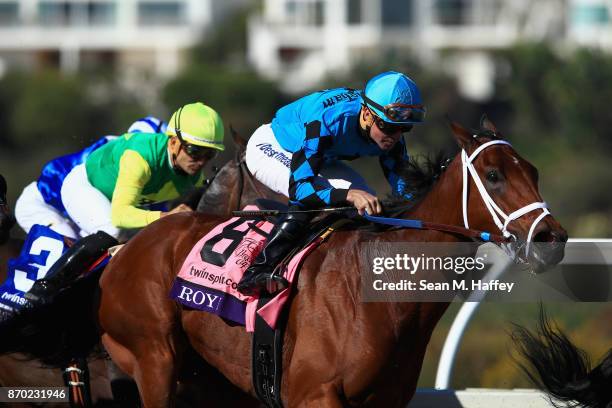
[127,116,168,134]
[270,87,412,207]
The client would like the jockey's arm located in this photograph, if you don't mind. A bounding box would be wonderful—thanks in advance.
[110,150,161,229]
[379,137,410,198]
[289,121,348,208]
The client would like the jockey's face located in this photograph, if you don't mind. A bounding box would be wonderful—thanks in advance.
[360,106,406,151]
[168,137,210,175]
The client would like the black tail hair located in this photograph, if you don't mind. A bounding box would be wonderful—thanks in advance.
[0,269,103,368]
[512,306,612,408]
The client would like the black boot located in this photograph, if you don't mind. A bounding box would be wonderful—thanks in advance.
[25,231,118,305]
[237,212,309,296]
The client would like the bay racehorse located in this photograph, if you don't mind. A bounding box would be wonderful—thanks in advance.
[0,118,568,407]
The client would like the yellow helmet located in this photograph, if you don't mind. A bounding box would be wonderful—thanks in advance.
[166,102,225,151]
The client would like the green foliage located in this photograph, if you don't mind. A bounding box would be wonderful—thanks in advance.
[191,8,252,66]
[547,48,612,150]
[163,64,285,137]
[491,44,612,235]
[166,6,284,138]
[0,70,145,150]
[0,71,87,148]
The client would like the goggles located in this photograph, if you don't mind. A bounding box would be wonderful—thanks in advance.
[371,112,413,135]
[362,93,426,124]
[176,130,218,160]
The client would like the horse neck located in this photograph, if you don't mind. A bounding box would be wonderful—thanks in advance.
[196,161,242,216]
[403,156,465,234]
[372,157,465,330]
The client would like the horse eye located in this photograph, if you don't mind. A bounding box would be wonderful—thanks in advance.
[486,170,499,183]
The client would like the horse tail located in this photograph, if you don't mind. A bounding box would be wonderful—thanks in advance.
[0,268,102,368]
[512,307,612,408]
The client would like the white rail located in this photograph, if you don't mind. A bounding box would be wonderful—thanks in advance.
[409,389,556,407]
[434,238,612,389]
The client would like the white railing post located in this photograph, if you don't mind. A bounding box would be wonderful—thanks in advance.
[435,245,513,389]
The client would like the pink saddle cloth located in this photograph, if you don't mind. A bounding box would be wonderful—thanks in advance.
[169,206,319,332]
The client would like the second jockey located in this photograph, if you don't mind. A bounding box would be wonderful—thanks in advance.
[15,116,167,240]
[25,103,225,304]
[237,71,426,296]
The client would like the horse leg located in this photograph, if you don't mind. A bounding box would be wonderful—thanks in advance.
[102,332,181,408]
[105,358,140,407]
[133,351,178,408]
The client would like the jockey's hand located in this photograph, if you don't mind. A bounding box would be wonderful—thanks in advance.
[160,203,192,218]
[347,189,382,216]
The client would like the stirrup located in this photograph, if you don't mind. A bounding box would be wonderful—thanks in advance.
[254,273,289,296]
[237,273,289,297]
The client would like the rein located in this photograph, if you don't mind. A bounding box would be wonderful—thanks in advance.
[230,139,548,247]
[362,214,506,242]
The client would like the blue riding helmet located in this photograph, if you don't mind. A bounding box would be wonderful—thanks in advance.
[127,116,168,134]
[362,71,426,125]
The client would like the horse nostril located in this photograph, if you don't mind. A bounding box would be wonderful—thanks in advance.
[534,230,555,243]
[534,229,568,243]
[553,230,569,243]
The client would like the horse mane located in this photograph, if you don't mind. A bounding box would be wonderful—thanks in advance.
[382,125,504,214]
[382,152,451,214]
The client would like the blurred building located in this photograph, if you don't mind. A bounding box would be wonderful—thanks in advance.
[0,0,249,80]
[248,0,612,98]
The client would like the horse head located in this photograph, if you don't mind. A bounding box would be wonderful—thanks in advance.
[446,116,567,271]
[196,127,285,216]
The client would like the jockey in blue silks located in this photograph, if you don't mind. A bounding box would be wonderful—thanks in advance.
[238,71,426,295]
[14,116,167,240]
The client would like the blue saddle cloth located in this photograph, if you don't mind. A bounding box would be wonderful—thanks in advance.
[0,225,70,312]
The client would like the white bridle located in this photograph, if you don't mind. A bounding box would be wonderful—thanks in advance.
[461,139,550,255]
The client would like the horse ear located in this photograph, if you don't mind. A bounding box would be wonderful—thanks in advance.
[446,115,474,150]
[230,125,247,152]
[480,114,498,134]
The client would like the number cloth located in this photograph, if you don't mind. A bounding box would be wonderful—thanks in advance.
[170,206,320,332]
